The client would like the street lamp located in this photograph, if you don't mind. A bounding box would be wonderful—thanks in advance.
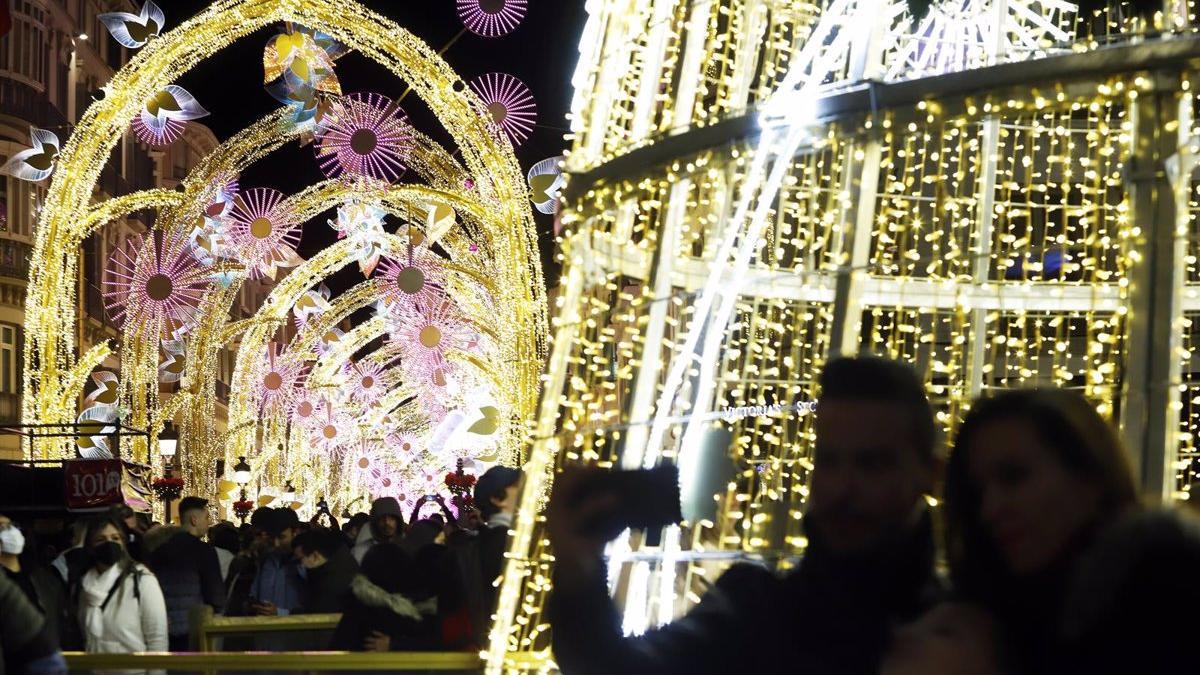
[232,456,252,524]
[233,456,252,485]
[158,423,178,523]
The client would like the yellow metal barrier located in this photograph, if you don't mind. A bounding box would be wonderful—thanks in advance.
[63,651,484,671]
[193,608,343,651]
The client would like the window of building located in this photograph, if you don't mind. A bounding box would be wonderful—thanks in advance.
[0,324,22,395]
[0,2,47,87]
[0,177,8,233]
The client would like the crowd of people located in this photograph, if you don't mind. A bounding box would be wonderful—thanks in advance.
[4,354,1200,675]
[0,465,523,674]
[547,356,1200,674]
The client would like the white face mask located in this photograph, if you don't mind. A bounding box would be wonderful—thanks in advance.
[0,526,25,556]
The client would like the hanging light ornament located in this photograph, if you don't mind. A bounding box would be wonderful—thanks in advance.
[190,174,240,265]
[104,229,212,340]
[527,156,566,215]
[344,440,385,485]
[254,343,307,413]
[457,0,528,37]
[375,246,446,310]
[347,359,386,405]
[0,128,60,182]
[329,201,388,275]
[76,371,120,459]
[98,1,164,49]
[469,73,536,146]
[314,92,412,182]
[289,389,323,429]
[158,340,186,384]
[264,24,347,132]
[225,187,303,280]
[310,399,352,456]
[132,85,209,147]
[390,298,472,376]
[293,284,332,331]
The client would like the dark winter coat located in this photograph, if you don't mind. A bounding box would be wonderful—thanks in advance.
[1,566,77,650]
[145,531,225,637]
[328,575,438,652]
[299,547,358,615]
[1049,509,1200,674]
[549,511,939,675]
[0,572,59,675]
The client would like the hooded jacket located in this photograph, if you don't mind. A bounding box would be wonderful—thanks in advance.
[549,510,939,675]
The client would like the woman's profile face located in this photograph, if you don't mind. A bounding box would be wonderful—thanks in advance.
[966,418,1103,575]
[88,523,124,549]
[881,602,1003,675]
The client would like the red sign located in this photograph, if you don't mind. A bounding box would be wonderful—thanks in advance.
[64,460,124,511]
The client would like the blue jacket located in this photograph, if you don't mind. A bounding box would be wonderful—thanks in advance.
[249,552,305,615]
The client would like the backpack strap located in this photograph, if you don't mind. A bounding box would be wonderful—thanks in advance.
[100,566,133,612]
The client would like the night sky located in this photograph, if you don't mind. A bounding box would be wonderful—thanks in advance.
[164,1,586,307]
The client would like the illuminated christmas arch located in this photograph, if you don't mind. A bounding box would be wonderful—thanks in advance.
[24,0,546,470]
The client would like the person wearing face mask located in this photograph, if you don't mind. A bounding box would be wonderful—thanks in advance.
[76,516,167,673]
[945,388,1200,674]
[0,515,77,652]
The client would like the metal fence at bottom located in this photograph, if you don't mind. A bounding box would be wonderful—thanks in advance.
[63,651,487,672]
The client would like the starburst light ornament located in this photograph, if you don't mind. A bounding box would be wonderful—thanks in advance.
[254,343,307,413]
[329,202,388,275]
[104,230,212,340]
[457,0,528,37]
[390,299,472,374]
[376,247,446,310]
[344,440,385,484]
[347,359,387,405]
[133,85,209,147]
[289,390,323,428]
[98,1,164,49]
[311,400,353,456]
[315,93,412,182]
[0,128,60,182]
[470,73,536,146]
[226,187,303,279]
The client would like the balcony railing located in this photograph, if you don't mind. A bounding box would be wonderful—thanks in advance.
[0,239,30,280]
[0,79,66,131]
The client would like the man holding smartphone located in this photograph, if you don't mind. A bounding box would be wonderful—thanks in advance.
[548,356,939,675]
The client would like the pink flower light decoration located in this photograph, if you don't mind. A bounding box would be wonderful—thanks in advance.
[470,73,536,146]
[347,359,386,405]
[375,247,446,310]
[457,0,527,37]
[104,229,211,340]
[314,93,412,183]
[390,298,472,375]
[226,187,303,279]
[310,399,353,456]
[289,390,322,428]
[344,440,385,485]
[254,343,308,413]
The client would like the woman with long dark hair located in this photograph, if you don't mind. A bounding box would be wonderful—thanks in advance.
[76,516,167,674]
[944,388,1200,673]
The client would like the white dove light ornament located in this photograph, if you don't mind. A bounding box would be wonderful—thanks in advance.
[0,128,60,182]
[98,1,165,49]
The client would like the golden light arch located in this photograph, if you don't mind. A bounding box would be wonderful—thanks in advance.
[24,0,547,462]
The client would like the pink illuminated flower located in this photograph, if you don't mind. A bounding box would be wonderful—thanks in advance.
[104,229,211,339]
[470,73,536,146]
[389,298,472,375]
[310,399,353,456]
[314,93,412,183]
[457,0,527,37]
[344,440,385,485]
[253,343,308,413]
[289,389,322,428]
[225,187,303,279]
[347,359,386,405]
[375,247,446,310]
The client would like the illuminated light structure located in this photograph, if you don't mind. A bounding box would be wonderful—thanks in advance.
[489,0,1200,670]
[457,0,529,37]
[21,0,547,598]
[314,92,413,182]
[470,72,538,146]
